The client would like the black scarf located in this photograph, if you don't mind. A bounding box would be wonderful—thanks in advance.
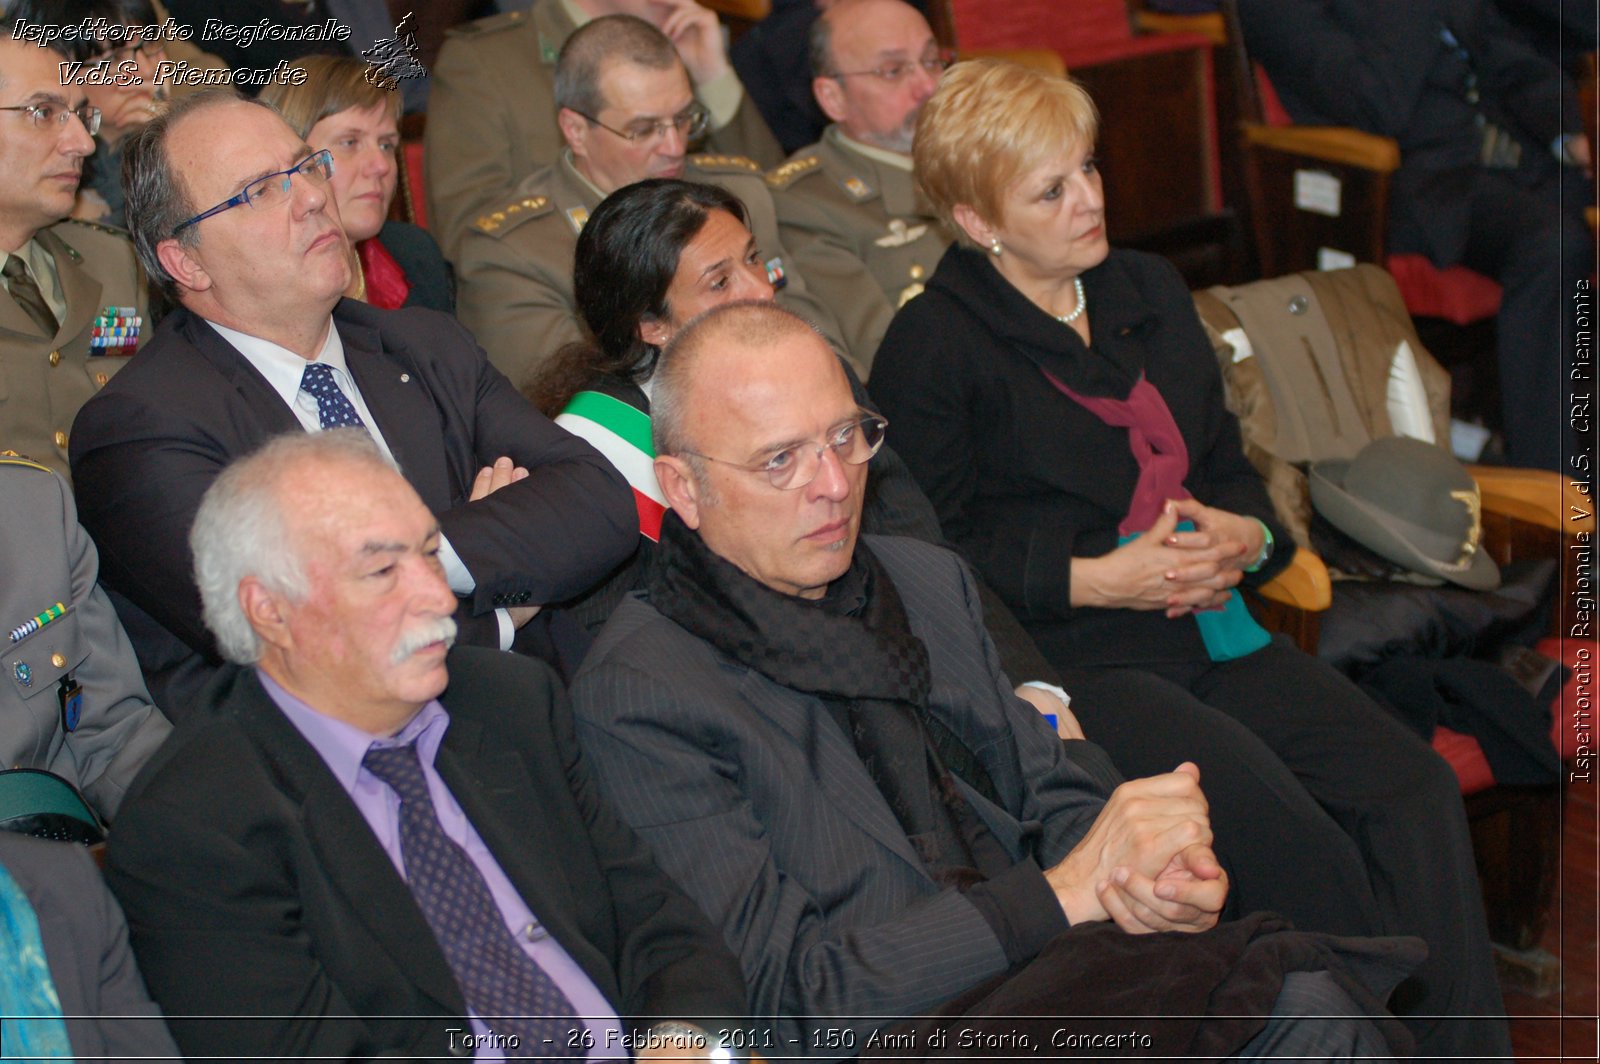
[647,513,1010,886]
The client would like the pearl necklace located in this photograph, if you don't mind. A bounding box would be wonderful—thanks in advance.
[1054,277,1087,325]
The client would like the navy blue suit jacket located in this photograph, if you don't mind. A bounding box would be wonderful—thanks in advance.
[69,300,634,716]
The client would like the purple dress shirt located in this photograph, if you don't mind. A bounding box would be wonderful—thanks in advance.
[261,671,626,1061]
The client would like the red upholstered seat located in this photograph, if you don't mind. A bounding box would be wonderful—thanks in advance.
[1435,637,1579,797]
[1383,256,1503,325]
[403,141,428,230]
[952,0,1211,69]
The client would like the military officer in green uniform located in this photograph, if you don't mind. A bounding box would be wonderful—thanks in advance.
[769,0,952,375]
[0,23,148,480]
[0,453,171,822]
[456,16,850,392]
[427,0,784,259]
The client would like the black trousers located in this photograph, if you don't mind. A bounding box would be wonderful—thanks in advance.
[1058,639,1510,1060]
[1393,164,1594,472]
[864,919,1404,1061]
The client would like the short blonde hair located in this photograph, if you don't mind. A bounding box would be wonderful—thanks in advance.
[914,58,1099,242]
[259,55,401,140]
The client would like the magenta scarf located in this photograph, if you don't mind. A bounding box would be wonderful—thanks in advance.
[1043,369,1190,534]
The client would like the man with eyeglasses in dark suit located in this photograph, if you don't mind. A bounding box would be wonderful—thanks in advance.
[68,88,636,717]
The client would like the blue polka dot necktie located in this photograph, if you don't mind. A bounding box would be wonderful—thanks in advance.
[362,742,583,1057]
[300,362,367,431]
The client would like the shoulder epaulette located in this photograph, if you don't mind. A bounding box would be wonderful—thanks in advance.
[58,217,131,238]
[472,195,554,238]
[689,153,762,175]
[765,154,823,190]
[0,451,52,473]
[446,9,525,37]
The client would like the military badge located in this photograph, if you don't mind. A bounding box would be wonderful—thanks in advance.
[875,219,929,248]
[90,305,141,354]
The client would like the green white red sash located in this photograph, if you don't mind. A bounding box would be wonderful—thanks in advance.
[555,390,666,542]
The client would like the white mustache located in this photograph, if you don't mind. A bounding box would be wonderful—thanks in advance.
[390,616,458,664]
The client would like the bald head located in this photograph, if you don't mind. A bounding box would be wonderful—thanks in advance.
[652,301,835,457]
[651,302,868,599]
[810,0,941,153]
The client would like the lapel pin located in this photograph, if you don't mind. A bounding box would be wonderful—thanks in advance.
[400,373,410,383]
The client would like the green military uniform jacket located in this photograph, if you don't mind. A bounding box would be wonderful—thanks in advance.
[456,151,851,393]
[770,126,953,376]
[426,1,785,259]
[0,221,148,479]
[0,455,171,822]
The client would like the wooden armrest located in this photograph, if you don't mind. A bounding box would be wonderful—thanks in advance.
[1469,465,1597,535]
[699,0,770,19]
[1242,123,1400,173]
[1133,11,1227,47]
[1257,548,1332,611]
[964,47,1067,78]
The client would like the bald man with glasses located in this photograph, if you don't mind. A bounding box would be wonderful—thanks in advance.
[0,18,148,478]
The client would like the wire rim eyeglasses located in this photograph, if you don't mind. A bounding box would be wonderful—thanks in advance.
[0,101,101,137]
[570,103,711,146]
[171,149,335,235]
[829,50,956,83]
[678,414,888,490]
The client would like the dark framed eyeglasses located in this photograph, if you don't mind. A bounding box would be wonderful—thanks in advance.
[829,49,956,83]
[0,101,101,137]
[172,149,335,235]
[680,414,888,490]
[571,103,711,146]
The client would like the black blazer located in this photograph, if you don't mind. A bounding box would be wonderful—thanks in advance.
[1236,0,1575,262]
[105,646,750,1061]
[870,246,1291,669]
[379,220,456,314]
[69,300,635,714]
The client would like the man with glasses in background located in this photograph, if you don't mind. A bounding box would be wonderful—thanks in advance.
[427,0,784,260]
[768,0,953,373]
[0,17,147,477]
[455,14,868,392]
[68,89,637,717]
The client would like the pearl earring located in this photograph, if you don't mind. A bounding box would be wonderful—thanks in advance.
[989,238,1002,256]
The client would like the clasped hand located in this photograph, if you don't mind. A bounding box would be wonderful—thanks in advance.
[1077,498,1263,618]
[1045,762,1227,934]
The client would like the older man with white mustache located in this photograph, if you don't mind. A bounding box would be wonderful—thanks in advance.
[103,430,750,1062]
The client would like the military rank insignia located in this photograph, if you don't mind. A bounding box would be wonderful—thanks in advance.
[764,257,788,291]
[91,305,141,354]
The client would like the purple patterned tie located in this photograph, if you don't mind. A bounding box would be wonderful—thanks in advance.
[362,742,583,1058]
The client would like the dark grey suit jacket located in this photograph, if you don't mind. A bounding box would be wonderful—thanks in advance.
[69,300,635,715]
[570,535,1121,1053]
[0,832,180,1062]
[106,646,749,1061]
